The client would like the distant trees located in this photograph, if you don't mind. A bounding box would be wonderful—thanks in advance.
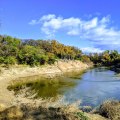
[0,36,21,57]
[17,45,43,65]
[2,35,120,68]
[80,55,91,63]
[90,50,120,66]
[0,35,88,66]
[0,35,21,65]
[23,39,82,60]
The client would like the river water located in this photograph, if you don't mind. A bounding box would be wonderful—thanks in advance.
[9,67,120,107]
[64,67,120,107]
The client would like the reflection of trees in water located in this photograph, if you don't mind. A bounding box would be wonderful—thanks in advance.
[8,76,78,99]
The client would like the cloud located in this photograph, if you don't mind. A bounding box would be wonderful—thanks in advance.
[81,47,104,53]
[28,20,38,25]
[39,15,82,37]
[40,14,56,21]
[29,14,120,50]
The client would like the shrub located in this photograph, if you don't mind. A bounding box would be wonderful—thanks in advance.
[39,55,48,65]
[81,55,91,63]
[0,57,4,64]
[76,112,88,120]
[4,56,17,65]
[47,53,56,64]
[99,100,120,120]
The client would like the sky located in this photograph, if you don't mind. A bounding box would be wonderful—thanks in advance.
[1,0,120,53]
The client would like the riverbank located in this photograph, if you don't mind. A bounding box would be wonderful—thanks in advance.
[0,61,118,120]
[0,98,119,120]
[0,60,92,106]
[0,102,108,120]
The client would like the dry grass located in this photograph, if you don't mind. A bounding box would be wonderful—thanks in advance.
[0,104,88,120]
[0,99,110,120]
[0,105,27,120]
[99,100,120,120]
[0,98,113,120]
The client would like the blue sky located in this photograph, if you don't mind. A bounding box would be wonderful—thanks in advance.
[1,0,120,53]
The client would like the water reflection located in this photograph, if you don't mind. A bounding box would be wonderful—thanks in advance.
[8,74,79,99]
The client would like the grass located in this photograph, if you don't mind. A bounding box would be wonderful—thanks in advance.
[7,75,77,99]
[99,100,120,120]
[0,104,89,120]
[76,112,89,120]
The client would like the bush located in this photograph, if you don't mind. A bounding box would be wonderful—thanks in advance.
[0,57,4,64]
[99,100,120,120]
[47,53,56,64]
[81,55,91,63]
[4,56,17,65]
[76,112,88,120]
[40,55,48,65]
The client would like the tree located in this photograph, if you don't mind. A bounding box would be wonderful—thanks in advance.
[17,45,44,66]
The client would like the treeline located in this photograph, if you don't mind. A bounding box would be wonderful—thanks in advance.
[90,50,120,69]
[0,35,91,66]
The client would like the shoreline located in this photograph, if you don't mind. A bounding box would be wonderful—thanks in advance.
[0,60,92,106]
[0,61,116,120]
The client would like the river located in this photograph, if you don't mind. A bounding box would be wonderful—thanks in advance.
[9,67,120,107]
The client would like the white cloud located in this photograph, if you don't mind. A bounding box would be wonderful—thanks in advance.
[83,17,98,30]
[29,14,120,50]
[29,20,38,25]
[81,47,104,53]
[40,14,56,21]
[39,15,82,37]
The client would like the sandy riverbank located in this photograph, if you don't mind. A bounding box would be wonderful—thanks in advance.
[0,60,92,106]
[0,60,112,120]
